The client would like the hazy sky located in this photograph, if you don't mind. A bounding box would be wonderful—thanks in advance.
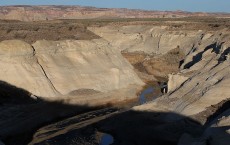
[0,0,230,13]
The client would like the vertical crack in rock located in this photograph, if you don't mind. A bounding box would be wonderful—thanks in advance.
[157,34,162,52]
[37,61,61,94]
[31,46,61,95]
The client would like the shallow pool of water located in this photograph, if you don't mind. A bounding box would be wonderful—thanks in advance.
[139,87,154,104]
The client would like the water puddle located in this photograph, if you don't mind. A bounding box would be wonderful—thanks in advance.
[139,87,154,104]
[100,133,114,145]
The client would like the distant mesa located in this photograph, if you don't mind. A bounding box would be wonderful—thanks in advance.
[0,5,229,21]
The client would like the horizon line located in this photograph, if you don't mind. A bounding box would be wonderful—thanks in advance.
[0,4,229,14]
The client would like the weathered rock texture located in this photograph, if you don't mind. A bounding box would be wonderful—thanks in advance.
[89,25,230,120]
[132,28,230,113]
[89,25,201,80]
[167,73,188,92]
[132,27,230,144]
[90,26,230,115]
[0,39,143,99]
[89,25,204,54]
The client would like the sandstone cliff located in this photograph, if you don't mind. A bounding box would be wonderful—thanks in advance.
[0,39,143,100]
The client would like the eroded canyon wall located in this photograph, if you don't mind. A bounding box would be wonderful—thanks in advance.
[0,39,144,99]
[131,27,230,144]
[89,25,203,54]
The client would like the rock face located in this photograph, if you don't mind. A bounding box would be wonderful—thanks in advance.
[167,74,188,92]
[0,39,144,99]
[178,108,230,145]
[65,23,230,145]
[89,25,201,80]
[133,28,230,144]
[132,28,230,113]
[89,25,203,54]
[0,40,58,97]
[205,109,230,145]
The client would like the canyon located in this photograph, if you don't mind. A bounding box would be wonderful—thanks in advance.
[0,7,229,145]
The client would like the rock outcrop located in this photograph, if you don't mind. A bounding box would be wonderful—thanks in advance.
[89,25,204,54]
[0,40,58,97]
[0,39,144,100]
[167,73,188,92]
[133,28,230,144]
[178,108,230,145]
[42,25,230,144]
[89,25,205,80]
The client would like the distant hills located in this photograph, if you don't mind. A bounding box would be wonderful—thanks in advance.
[0,5,229,21]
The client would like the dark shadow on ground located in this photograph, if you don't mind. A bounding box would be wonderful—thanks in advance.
[218,47,230,63]
[95,111,203,145]
[27,110,204,145]
[0,81,230,145]
[0,81,36,105]
[205,99,230,126]
[28,108,230,145]
[0,81,106,145]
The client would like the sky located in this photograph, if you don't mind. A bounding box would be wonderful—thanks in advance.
[0,0,230,13]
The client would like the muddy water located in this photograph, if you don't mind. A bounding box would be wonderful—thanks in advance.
[139,87,154,104]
